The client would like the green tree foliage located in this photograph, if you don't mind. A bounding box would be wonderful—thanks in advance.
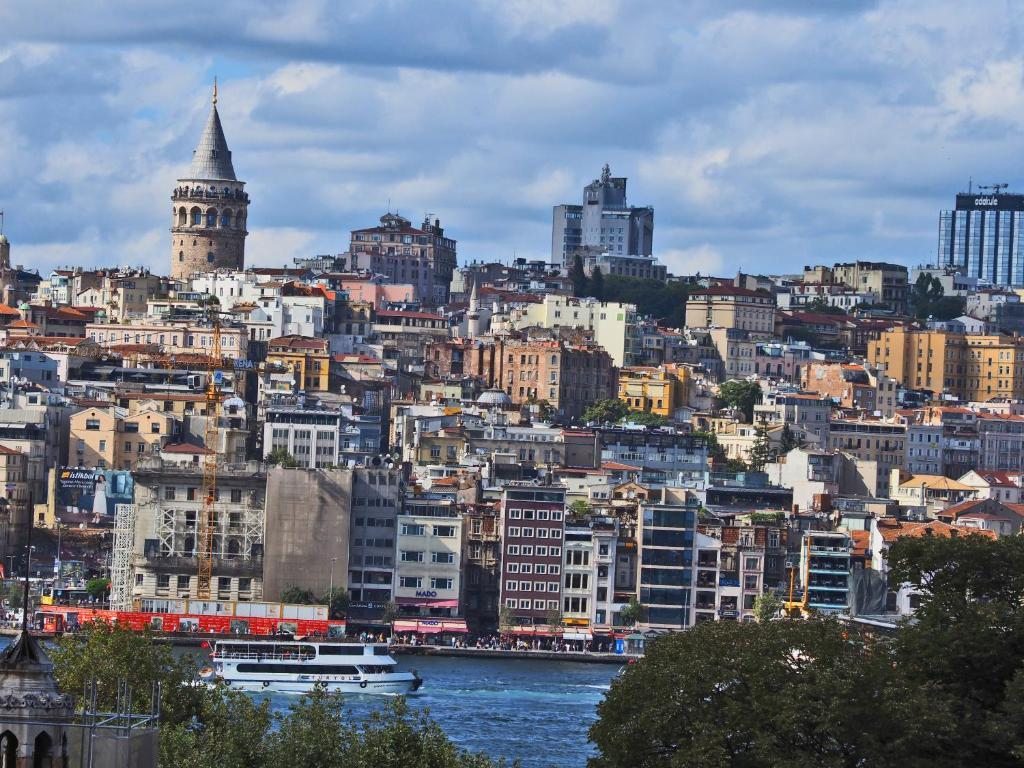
[589,620,955,768]
[569,254,588,297]
[752,592,782,623]
[691,429,725,465]
[589,266,605,300]
[280,585,319,604]
[805,296,847,315]
[888,534,1024,765]
[910,273,966,321]
[267,448,299,468]
[85,577,110,600]
[778,423,802,453]
[624,411,669,428]
[747,422,774,472]
[583,398,632,424]
[590,535,1024,768]
[569,499,593,518]
[618,597,645,627]
[578,275,688,327]
[716,380,762,422]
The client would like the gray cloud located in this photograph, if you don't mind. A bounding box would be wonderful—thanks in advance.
[1,1,1023,278]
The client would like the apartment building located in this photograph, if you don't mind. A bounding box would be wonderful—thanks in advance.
[499,485,567,629]
[266,335,330,392]
[132,457,266,602]
[562,525,594,632]
[69,405,176,471]
[348,468,404,604]
[462,503,501,635]
[637,500,698,630]
[799,530,852,615]
[86,320,249,358]
[805,261,908,314]
[800,362,898,417]
[395,495,462,618]
[508,294,640,367]
[349,213,457,305]
[685,285,776,334]
[827,418,906,497]
[617,365,689,417]
[868,327,1024,401]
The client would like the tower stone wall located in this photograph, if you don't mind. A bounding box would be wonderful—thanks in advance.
[170,88,248,281]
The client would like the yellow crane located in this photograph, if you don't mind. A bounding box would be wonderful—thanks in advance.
[197,315,223,600]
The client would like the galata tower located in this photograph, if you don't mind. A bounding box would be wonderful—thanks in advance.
[170,83,248,280]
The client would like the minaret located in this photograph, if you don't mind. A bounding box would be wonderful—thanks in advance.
[170,82,248,281]
[466,280,481,338]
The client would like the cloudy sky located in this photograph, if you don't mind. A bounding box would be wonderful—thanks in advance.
[1,1,1023,278]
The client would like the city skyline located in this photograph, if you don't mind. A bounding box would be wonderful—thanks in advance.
[2,1,1024,277]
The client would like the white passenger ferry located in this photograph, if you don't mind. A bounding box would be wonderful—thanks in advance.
[202,639,423,694]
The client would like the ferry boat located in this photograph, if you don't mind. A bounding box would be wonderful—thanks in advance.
[202,639,423,694]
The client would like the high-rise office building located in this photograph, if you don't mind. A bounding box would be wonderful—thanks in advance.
[551,164,654,270]
[937,190,1024,285]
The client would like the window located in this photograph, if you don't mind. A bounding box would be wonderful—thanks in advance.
[164,487,176,501]
[433,525,456,538]
[507,544,520,555]
[521,545,534,556]
[508,527,521,537]
[431,551,455,564]
[431,578,453,590]
[522,527,535,537]
[508,509,522,519]
[400,551,424,562]
[85,418,101,431]
[507,562,520,573]
[176,575,189,590]
[400,576,422,588]
[401,523,425,536]
[518,599,531,609]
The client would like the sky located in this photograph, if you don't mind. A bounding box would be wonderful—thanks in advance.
[1,1,1024,279]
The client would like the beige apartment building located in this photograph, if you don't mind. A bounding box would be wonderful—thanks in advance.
[685,286,776,333]
[868,327,1024,401]
[86,320,248,358]
[69,405,176,470]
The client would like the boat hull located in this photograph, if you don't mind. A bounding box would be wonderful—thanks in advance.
[218,675,421,695]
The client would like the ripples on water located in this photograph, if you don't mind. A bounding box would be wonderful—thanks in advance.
[254,656,617,768]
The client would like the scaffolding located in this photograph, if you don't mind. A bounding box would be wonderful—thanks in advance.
[109,503,135,612]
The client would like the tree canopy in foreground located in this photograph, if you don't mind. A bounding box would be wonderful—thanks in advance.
[590,533,1024,768]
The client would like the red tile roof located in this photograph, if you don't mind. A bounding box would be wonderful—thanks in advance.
[161,442,214,455]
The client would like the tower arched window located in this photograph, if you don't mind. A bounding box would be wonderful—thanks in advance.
[190,207,202,226]
[207,253,215,263]
[234,212,243,229]
[221,209,233,228]
[206,208,218,228]
[179,252,184,262]
[177,207,187,227]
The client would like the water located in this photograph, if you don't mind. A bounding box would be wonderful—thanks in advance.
[250,655,615,767]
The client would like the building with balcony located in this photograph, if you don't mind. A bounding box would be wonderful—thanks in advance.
[637,500,698,630]
[799,530,852,614]
[462,502,501,635]
[395,495,462,618]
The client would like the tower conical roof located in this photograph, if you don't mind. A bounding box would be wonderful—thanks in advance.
[187,93,237,181]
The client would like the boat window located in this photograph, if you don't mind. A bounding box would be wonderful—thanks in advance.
[235,663,360,675]
[319,646,364,655]
[371,646,389,655]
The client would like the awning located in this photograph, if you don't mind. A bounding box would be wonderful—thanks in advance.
[393,619,468,634]
[502,626,559,636]
[562,631,592,640]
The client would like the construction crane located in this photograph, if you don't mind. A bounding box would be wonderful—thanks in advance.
[197,313,224,600]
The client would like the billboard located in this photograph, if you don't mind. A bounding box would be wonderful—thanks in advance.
[55,468,134,526]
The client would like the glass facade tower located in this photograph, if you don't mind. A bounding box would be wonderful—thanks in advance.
[938,193,1024,285]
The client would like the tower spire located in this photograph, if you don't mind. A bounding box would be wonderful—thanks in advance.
[213,76,218,106]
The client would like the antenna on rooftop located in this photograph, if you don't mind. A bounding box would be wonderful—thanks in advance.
[0,210,4,235]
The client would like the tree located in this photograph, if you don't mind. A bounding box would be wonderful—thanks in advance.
[805,296,847,315]
[583,398,631,424]
[618,597,645,627]
[887,534,1024,765]
[778,423,802,453]
[85,577,110,601]
[498,603,515,631]
[625,410,669,428]
[716,380,762,422]
[747,422,773,472]
[909,273,965,321]
[267,448,299,468]
[589,619,957,768]
[692,429,725,465]
[752,592,782,623]
[325,588,349,620]
[569,254,588,297]
[279,585,319,605]
[589,266,605,301]
[569,499,593,518]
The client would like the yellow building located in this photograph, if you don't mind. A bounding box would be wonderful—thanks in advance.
[617,365,690,416]
[266,335,330,392]
[69,405,175,471]
[868,327,1024,401]
[684,285,775,333]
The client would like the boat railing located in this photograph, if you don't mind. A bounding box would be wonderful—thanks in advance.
[214,651,316,661]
